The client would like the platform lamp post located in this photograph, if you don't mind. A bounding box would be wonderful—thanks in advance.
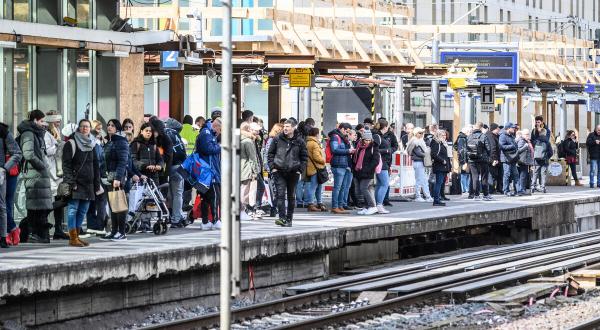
[220,0,233,328]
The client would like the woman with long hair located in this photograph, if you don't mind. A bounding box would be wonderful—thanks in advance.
[240,122,260,219]
[352,130,380,216]
[304,127,327,212]
[44,111,69,240]
[372,119,392,214]
[62,119,102,247]
[430,129,451,206]
[406,127,433,202]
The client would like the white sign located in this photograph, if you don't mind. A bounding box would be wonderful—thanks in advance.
[548,162,563,177]
[481,104,495,113]
[337,113,359,126]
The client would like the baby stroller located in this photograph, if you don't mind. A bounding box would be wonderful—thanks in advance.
[126,178,171,235]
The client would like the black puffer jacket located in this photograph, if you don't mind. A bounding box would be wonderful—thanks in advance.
[267,131,308,173]
[373,129,392,171]
[130,136,164,182]
[104,133,130,183]
[431,139,450,173]
[62,135,102,201]
[586,132,600,160]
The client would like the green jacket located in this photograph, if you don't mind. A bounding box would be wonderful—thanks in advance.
[17,120,53,211]
[241,136,259,182]
[180,123,198,155]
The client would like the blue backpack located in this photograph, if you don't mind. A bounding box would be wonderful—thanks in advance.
[178,153,214,194]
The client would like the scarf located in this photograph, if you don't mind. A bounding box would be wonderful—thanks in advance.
[74,132,96,152]
[354,141,370,171]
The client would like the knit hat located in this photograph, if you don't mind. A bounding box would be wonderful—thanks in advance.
[362,129,373,140]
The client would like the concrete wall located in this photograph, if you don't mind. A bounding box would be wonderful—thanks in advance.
[119,54,145,125]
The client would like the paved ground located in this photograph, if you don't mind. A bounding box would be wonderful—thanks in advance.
[1,184,598,262]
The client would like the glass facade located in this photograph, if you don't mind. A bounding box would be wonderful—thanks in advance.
[0,0,118,134]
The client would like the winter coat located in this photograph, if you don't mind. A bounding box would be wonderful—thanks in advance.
[180,123,198,155]
[328,129,352,168]
[485,131,500,163]
[44,131,63,195]
[130,136,164,183]
[195,126,221,183]
[267,131,308,174]
[104,133,130,184]
[516,138,534,166]
[149,117,173,173]
[384,131,399,153]
[454,132,469,165]
[531,126,552,147]
[532,130,553,165]
[164,118,186,166]
[373,129,392,171]
[565,138,579,158]
[586,132,600,160]
[499,130,518,163]
[241,134,260,182]
[430,139,450,173]
[17,120,53,211]
[0,123,22,174]
[263,137,275,172]
[352,142,381,180]
[406,137,428,162]
[62,136,102,201]
[306,136,325,177]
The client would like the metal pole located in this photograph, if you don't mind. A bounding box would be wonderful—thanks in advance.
[558,96,567,140]
[394,77,404,143]
[502,99,510,125]
[304,87,311,119]
[431,36,440,124]
[220,0,232,328]
[464,92,473,126]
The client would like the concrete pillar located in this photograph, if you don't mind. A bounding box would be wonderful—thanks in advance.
[516,89,523,128]
[119,54,145,125]
[394,77,404,140]
[558,97,567,139]
[304,87,311,120]
[169,70,184,121]
[575,103,580,136]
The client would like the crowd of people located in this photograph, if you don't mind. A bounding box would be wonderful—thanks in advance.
[1,108,595,247]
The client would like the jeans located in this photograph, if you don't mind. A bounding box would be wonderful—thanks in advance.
[332,167,352,208]
[502,162,518,194]
[255,175,265,207]
[0,170,6,238]
[304,175,323,205]
[295,178,307,206]
[375,171,390,205]
[67,199,91,230]
[6,174,17,233]
[432,171,446,203]
[532,164,548,189]
[413,161,431,199]
[590,160,600,187]
[517,165,530,193]
[358,178,375,207]
[168,168,184,223]
[469,162,489,197]
[460,173,471,193]
[274,171,299,220]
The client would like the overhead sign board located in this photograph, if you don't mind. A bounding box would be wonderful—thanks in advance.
[440,52,519,85]
[480,85,495,112]
[160,51,183,70]
[286,68,314,87]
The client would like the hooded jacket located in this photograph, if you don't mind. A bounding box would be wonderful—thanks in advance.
[0,123,22,173]
[130,135,164,182]
[195,125,221,183]
[306,136,326,177]
[241,130,260,182]
[499,129,518,163]
[327,129,352,168]
[164,118,186,165]
[17,120,53,210]
[373,129,392,171]
[586,131,600,160]
[267,130,308,173]
[62,133,102,201]
[149,117,174,173]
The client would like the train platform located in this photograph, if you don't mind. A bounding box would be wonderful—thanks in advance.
[1,186,600,326]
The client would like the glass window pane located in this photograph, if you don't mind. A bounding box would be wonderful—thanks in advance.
[13,47,30,128]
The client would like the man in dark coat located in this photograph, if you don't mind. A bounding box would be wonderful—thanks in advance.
[485,123,502,194]
[267,119,308,227]
[195,117,222,229]
[586,125,600,188]
[499,122,519,196]
[467,122,492,200]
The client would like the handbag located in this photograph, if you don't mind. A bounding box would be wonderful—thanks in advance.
[309,157,329,185]
[108,188,128,214]
[57,141,89,200]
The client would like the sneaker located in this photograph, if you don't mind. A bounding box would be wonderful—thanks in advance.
[483,196,494,201]
[414,197,426,202]
[357,208,367,215]
[467,195,474,200]
[86,228,104,235]
[79,232,91,239]
[376,205,390,214]
[253,211,263,219]
[275,218,287,226]
[240,211,253,221]
[100,233,116,240]
[364,207,378,215]
[542,187,547,193]
[201,222,214,231]
[213,221,222,230]
[473,195,482,201]
[426,197,434,202]
[111,233,127,241]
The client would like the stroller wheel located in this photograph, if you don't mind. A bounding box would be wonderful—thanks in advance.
[161,222,169,235]
[153,222,162,235]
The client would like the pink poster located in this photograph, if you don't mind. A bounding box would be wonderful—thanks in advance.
[159,100,169,119]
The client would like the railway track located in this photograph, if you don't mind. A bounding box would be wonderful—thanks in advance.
[140,229,600,330]
[568,315,600,330]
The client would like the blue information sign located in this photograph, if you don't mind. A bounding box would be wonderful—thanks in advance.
[160,51,182,70]
[440,51,519,85]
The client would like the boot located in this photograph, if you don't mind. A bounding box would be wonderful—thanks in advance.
[575,180,583,186]
[53,220,69,240]
[307,204,321,212]
[0,236,8,248]
[76,228,90,247]
[69,229,85,247]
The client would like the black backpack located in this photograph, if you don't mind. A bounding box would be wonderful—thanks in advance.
[165,128,187,164]
[557,140,566,159]
[466,133,485,161]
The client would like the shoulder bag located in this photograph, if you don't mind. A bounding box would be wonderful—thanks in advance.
[57,140,89,200]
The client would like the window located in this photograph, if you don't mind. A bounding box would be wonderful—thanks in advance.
[528,15,532,30]
[432,0,436,24]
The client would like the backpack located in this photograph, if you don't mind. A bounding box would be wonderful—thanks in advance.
[466,133,485,162]
[325,134,342,163]
[165,128,187,164]
[534,141,547,161]
[557,141,566,159]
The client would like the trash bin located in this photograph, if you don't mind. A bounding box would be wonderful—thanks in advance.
[546,159,571,186]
